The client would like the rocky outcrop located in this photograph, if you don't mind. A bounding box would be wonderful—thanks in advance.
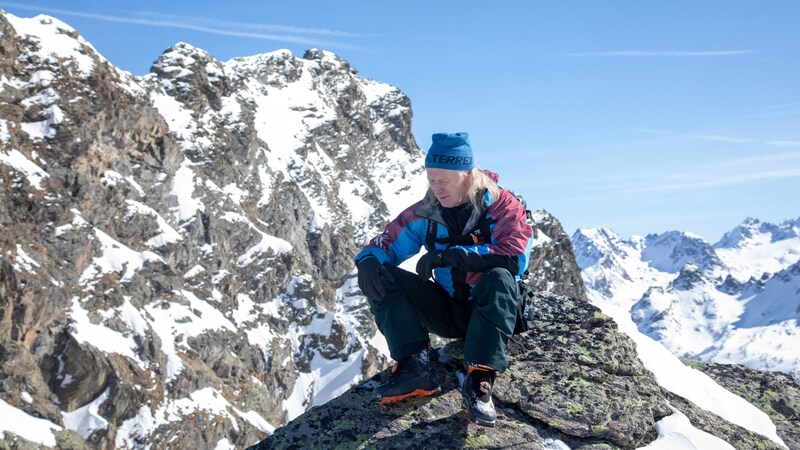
[681,360,800,450]
[529,210,587,300]
[251,294,673,449]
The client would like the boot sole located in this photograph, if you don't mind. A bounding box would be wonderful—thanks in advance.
[378,387,440,405]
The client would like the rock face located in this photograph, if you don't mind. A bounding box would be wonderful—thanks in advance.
[0,10,425,449]
[528,210,587,300]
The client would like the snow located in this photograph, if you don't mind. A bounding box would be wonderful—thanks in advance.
[640,231,717,273]
[0,397,62,447]
[372,148,428,220]
[236,232,293,265]
[543,439,572,450]
[214,438,235,450]
[639,406,736,449]
[184,264,206,278]
[144,290,236,381]
[171,160,205,222]
[21,392,33,404]
[232,407,275,434]
[101,170,146,196]
[245,322,276,368]
[79,226,163,290]
[115,405,157,449]
[359,78,398,106]
[716,235,800,282]
[256,163,273,207]
[339,177,375,228]
[232,293,257,325]
[0,149,50,190]
[69,296,144,365]
[13,244,40,274]
[0,119,9,143]
[246,58,335,168]
[220,95,242,122]
[125,199,183,247]
[223,183,248,203]
[150,92,196,146]
[165,388,238,426]
[62,388,111,438]
[700,320,800,376]
[736,263,800,328]
[119,296,150,337]
[6,13,99,77]
[309,349,365,407]
[20,105,64,140]
[632,275,744,357]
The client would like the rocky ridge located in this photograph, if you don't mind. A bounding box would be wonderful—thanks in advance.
[1,10,423,448]
[252,294,674,449]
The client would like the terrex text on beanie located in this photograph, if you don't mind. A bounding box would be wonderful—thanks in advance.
[425,132,475,171]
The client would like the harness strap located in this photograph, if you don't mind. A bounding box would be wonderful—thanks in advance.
[426,216,493,250]
[426,219,438,251]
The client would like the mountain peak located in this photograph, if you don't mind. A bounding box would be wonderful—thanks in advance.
[715,216,800,250]
[303,48,351,70]
[571,226,633,269]
[641,230,719,273]
[4,11,103,78]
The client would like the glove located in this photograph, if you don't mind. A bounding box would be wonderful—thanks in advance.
[440,247,470,270]
[357,257,395,300]
[415,250,445,280]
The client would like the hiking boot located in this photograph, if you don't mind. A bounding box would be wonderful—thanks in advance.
[462,364,497,427]
[374,348,440,405]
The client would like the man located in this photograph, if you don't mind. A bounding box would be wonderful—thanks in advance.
[355,132,534,427]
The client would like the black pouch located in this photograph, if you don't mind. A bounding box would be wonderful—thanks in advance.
[513,279,534,334]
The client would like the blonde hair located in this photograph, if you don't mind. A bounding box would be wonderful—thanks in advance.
[423,168,500,211]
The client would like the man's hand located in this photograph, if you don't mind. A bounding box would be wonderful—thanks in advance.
[416,250,445,280]
[440,247,470,270]
[357,257,395,300]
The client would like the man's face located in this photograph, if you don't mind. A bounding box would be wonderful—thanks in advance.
[426,168,471,208]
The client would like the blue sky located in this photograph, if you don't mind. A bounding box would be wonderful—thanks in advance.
[3,1,799,241]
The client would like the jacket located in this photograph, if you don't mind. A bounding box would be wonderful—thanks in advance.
[355,171,534,300]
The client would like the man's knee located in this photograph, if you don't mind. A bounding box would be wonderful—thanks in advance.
[480,267,516,288]
[483,267,514,282]
[473,268,517,306]
[380,264,416,290]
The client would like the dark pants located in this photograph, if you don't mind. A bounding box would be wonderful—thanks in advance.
[368,265,519,373]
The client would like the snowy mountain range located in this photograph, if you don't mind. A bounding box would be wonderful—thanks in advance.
[573,217,800,379]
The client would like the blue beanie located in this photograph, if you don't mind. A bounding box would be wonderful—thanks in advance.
[425,132,475,171]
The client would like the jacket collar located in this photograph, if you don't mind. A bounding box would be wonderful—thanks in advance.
[415,188,493,236]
